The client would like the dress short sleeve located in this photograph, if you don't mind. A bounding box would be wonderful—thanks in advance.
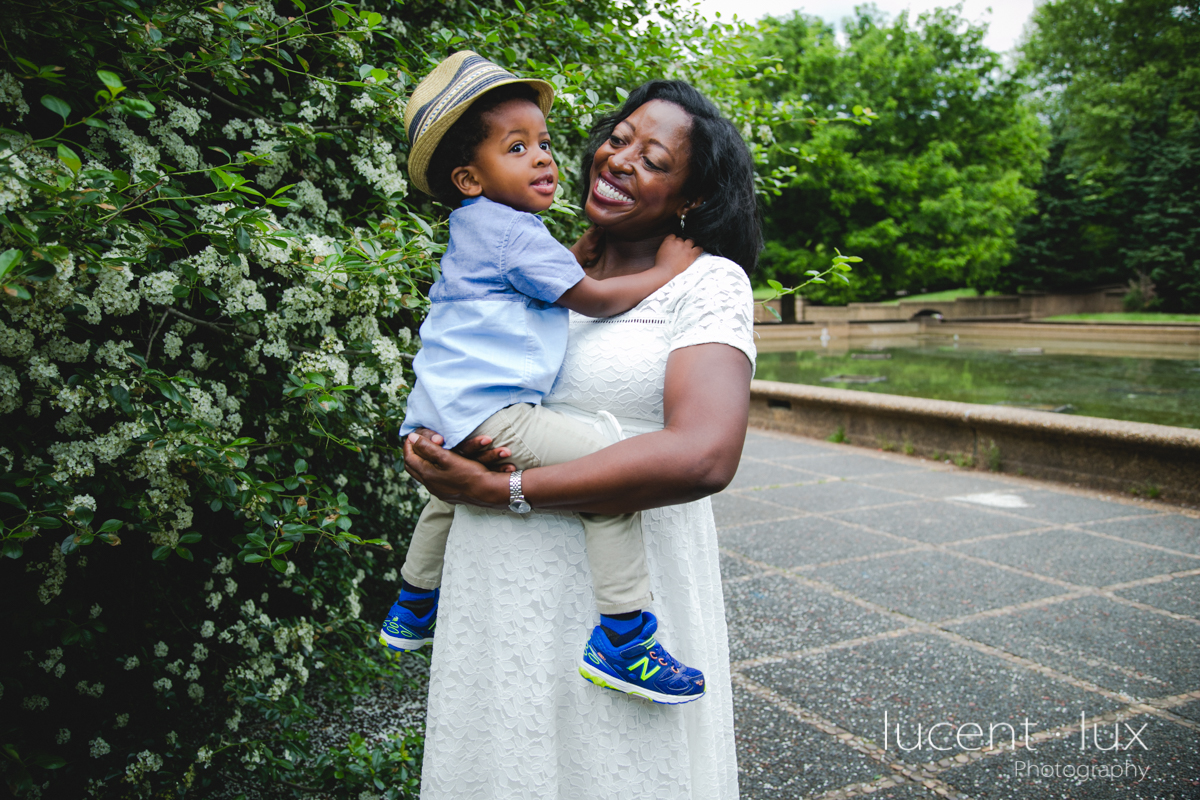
[667,254,756,374]
[502,214,586,304]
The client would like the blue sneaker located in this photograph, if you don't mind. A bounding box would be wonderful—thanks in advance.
[379,591,437,651]
[578,612,705,704]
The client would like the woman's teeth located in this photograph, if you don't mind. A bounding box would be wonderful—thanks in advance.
[595,178,632,202]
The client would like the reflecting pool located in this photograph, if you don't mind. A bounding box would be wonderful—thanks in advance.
[755,341,1200,429]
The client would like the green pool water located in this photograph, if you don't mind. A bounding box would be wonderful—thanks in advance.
[756,346,1200,429]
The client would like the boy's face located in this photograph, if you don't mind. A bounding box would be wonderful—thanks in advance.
[451,98,558,213]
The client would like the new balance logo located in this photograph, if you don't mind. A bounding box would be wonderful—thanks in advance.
[627,656,661,681]
[585,645,601,665]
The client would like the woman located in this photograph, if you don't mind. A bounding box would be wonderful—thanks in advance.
[403,80,760,799]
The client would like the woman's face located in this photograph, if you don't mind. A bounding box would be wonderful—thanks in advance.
[584,99,694,241]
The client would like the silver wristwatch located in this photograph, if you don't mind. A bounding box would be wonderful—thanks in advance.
[508,469,531,514]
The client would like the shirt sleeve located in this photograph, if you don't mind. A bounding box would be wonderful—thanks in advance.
[668,256,757,375]
[500,214,586,303]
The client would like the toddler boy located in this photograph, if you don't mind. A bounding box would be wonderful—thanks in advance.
[380,52,705,704]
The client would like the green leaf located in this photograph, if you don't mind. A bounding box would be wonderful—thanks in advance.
[294,458,307,474]
[0,490,25,509]
[2,541,23,559]
[271,558,288,573]
[41,95,70,120]
[61,534,79,555]
[152,545,172,561]
[365,11,382,27]
[57,143,81,174]
[119,98,156,119]
[97,70,125,93]
[369,68,388,84]
[73,507,94,526]
[175,546,194,561]
[331,8,349,26]
[179,532,202,544]
[0,249,22,282]
[32,754,66,770]
[97,519,123,533]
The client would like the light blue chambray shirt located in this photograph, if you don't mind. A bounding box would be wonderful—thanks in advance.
[400,196,586,449]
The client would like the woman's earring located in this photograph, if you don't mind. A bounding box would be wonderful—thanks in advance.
[679,211,687,233]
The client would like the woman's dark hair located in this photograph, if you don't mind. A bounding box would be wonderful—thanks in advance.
[579,80,762,274]
[426,83,541,204]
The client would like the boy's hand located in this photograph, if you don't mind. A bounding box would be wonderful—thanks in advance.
[655,234,703,276]
[570,226,605,268]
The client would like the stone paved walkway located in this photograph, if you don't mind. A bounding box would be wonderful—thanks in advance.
[721,429,1200,800]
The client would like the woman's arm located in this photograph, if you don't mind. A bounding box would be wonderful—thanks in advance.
[402,342,752,513]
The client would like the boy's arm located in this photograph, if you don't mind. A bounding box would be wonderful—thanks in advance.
[557,235,702,318]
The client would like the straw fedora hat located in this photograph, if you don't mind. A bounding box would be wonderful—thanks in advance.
[404,51,555,197]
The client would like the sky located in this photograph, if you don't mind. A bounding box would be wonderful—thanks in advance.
[691,0,1038,53]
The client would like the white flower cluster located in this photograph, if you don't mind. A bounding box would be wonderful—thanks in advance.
[90,737,110,758]
[124,749,163,782]
[76,681,105,698]
[349,135,409,199]
[22,695,49,711]
[39,648,63,673]
[0,70,29,120]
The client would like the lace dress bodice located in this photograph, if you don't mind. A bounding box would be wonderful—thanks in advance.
[545,253,756,426]
[419,253,755,800]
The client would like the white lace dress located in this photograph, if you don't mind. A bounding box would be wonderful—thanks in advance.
[419,254,756,800]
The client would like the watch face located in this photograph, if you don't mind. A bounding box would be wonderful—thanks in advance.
[509,499,531,514]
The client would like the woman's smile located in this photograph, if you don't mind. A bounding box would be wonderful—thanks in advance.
[592,174,634,205]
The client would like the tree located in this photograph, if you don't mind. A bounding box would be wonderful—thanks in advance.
[749,5,1046,305]
[1005,0,1200,309]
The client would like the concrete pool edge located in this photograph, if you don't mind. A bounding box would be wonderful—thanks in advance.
[749,380,1200,507]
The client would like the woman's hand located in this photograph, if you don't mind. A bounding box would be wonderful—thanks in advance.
[403,433,510,509]
[569,226,605,268]
[410,428,515,471]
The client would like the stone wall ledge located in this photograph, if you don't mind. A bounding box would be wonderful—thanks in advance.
[749,379,1200,507]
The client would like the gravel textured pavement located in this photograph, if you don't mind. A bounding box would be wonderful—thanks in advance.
[723,429,1200,800]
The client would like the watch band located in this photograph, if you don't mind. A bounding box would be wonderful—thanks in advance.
[508,469,531,514]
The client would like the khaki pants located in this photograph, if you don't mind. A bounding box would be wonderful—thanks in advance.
[401,403,651,615]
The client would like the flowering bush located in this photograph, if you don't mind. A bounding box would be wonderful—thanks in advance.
[0,0,797,797]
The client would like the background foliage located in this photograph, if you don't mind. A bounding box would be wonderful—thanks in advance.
[0,0,785,797]
[744,0,1199,312]
[1001,0,1200,311]
[747,5,1046,306]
